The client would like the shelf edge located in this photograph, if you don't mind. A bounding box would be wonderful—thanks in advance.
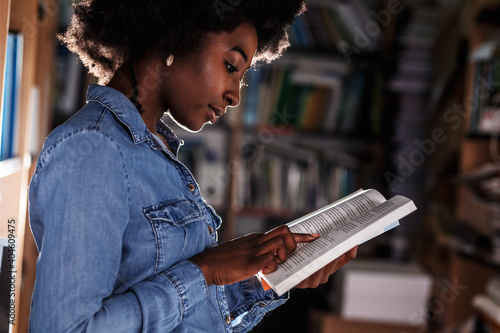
[0,156,22,178]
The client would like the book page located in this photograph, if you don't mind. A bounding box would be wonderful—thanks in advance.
[287,188,386,236]
[261,194,416,295]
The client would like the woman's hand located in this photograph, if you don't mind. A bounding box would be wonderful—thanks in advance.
[294,246,358,289]
[189,225,318,286]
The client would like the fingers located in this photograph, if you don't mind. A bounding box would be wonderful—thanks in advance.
[294,246,359,289]
[259,226,319,264]
[259,252,280,274]
[337,246,358,266]
[263,226,319,253]
[258,235,290,263]
[292,233,320,244]
[264,225,298,254]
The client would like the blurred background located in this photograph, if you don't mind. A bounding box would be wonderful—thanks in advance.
[1,0,500,332]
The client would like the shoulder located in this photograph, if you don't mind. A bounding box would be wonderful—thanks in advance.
[39,90,138,169]
[36,127,127,175]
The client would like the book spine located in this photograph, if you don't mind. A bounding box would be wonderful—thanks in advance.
[1,33,21,161]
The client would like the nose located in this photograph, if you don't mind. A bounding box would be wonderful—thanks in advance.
[224,78,241,108]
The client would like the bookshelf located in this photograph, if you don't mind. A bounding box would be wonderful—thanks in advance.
[0,0,57,331]
[0,0,36,330]
[218,0,395,255]
[5,0,482,330]
[454,0,500,258]
[414,0,500,329]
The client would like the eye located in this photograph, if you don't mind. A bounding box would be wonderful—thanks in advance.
[225,61,238,73]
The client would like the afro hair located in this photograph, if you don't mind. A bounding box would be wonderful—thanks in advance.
[59,0,306,84]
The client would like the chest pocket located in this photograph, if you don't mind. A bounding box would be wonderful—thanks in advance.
[143,198,207,273]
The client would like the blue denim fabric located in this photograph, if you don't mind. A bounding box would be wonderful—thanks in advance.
[28,84,288,332]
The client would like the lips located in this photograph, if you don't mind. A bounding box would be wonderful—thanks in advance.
[208,105,225,124]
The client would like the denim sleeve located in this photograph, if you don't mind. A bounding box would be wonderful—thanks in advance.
[29,130,208,332]
[224,276,289,332]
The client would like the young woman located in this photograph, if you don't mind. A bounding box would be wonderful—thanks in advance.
[28,0,357,331]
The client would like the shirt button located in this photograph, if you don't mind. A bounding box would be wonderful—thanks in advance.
[208,226,214,234]
[259,302,266,307]
[188,184,196,192]
[225,315,231,325]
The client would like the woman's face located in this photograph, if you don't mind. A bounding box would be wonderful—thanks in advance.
[163,23,258,132]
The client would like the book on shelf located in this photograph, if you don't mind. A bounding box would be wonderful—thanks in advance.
[473,294,500,327]
[472,275,500,330]
[290,0,382,53]
[339,259,432,325]
[0,32,23,162]
[238,136,362,213]
[257,188,417,296]
[478,107,500,134]
[173,124,229,210]
[468,41,500,134]
[243,57,381,137]
[486,275,500,306]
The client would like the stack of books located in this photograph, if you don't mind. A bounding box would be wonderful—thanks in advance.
[386,6,441,253]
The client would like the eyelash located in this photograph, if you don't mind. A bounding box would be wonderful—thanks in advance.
[225,61,238,73]
[225,61,248,87]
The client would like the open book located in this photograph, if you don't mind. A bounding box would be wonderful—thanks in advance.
[257,188,417,296]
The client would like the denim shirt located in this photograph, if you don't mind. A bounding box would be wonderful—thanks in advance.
[28,84,287,332]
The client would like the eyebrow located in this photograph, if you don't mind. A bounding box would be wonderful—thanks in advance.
[229,46,248,63]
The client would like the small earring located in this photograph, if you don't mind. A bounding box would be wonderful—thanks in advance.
[166,54,174,67]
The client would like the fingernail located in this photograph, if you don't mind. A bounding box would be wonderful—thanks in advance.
[312,234,320,238]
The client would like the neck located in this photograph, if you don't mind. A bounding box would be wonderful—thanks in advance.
[107,56,166,133]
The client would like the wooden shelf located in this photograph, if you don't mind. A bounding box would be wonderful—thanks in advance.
[0,157,22,179]
[0,0,56,330]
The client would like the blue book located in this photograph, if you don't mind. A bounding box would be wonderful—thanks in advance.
[243,68,261,127]
[1,34,16,161]
[0,32,23,161]
[11,34,24,158]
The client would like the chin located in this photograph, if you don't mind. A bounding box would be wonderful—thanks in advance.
[167,114,205,133]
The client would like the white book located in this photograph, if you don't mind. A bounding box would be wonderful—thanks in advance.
[473,294,500,326]
[257,188,417,296]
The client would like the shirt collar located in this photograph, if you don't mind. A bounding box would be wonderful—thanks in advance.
[86,84,183,152]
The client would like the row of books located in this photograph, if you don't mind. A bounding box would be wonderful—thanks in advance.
[472,275,500,330]
[0,32,23,161]
[242,55,383,137]
[469,41,500,135]
[386,7,441,243]
[235,136,365,214]
[175,127,378,216]
[289,0,382,53]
